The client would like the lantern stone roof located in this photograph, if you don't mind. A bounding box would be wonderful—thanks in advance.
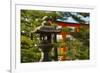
[34,26,61,34]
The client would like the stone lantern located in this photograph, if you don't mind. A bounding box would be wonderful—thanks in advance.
[32,25,60,61]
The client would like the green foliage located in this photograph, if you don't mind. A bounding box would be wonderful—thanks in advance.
[21,36,32,49]
[21,9,90,62]
[66,39,89,60]
[21,35,41,63]
[21,49,41,63]
[66,27,90,60]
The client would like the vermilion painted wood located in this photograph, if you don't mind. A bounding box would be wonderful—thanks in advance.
[56,21,80,27]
